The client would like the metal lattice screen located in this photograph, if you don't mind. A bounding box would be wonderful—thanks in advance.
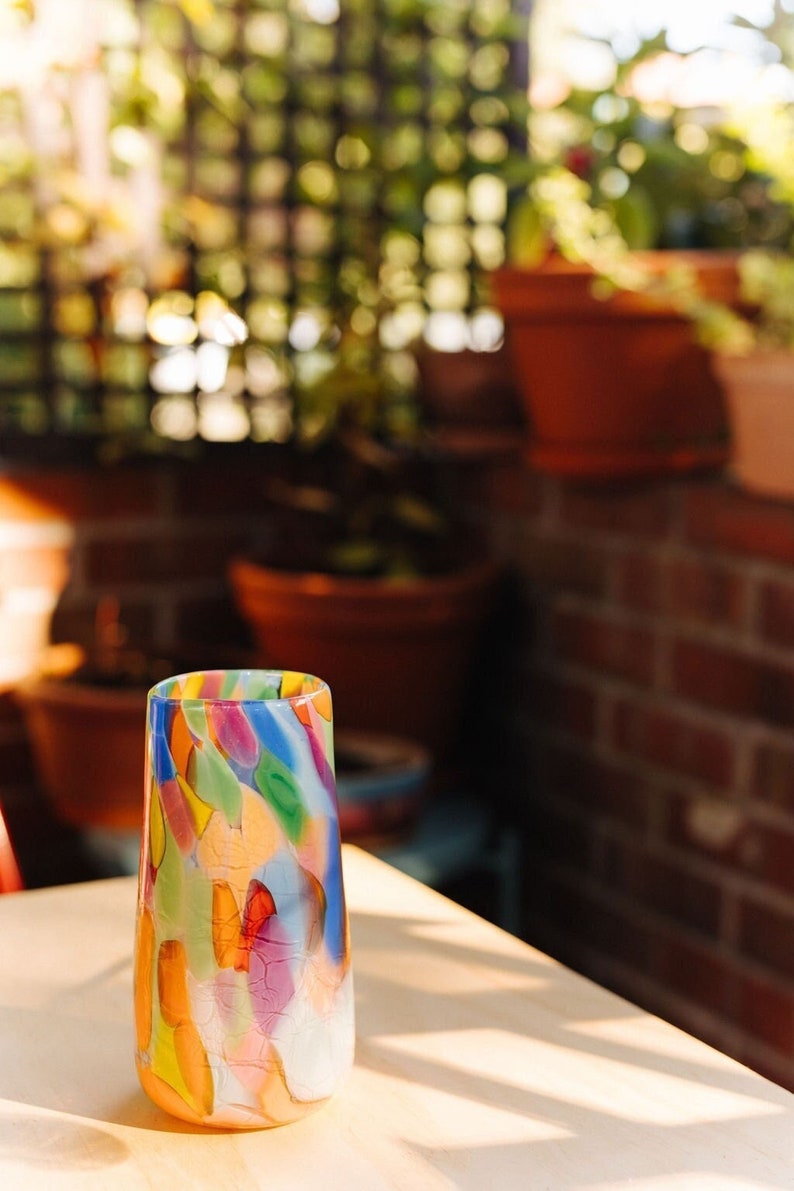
[0,0,525,459]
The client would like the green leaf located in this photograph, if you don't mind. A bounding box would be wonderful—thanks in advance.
[611,189,660,251]
[506,196,548,267]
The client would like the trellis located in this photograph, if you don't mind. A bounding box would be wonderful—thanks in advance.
[0,0,525,460]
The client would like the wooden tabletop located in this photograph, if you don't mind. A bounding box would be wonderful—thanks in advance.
[0,845,792,1189]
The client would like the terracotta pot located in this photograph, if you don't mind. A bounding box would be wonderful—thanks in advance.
[228,557,499,763]
[492,252,739,479]
[18,645,146,830]
[713,350,794,499]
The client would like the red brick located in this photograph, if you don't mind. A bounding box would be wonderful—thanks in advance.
[478,460,546,517]
[610,698,735,788]
[655,935,733,1015]
[538,741,647,830]
[758,579,794,650]
[667,556,748,630]
[759,826,794,897]
[602,839,722,937]
[85,527,251,587]
[670,638,794,726]
[739,975,794,1054]
[0,466,166,524]
[751,740,794,813]
[521,796,591,872]
[522,869,654,970]
[684,483,794,565]
[174,528,253,583]
[559,483,675,539]
[519,531,608,598]
[613,549,666,614]
[173,595,251,650]
[739,899,794,983]
[525,670,598,741]
[552,607,657,686]
[664,792,794,896]
[172,454,283,518]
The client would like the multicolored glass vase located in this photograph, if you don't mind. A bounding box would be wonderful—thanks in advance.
[133,669,354,1129]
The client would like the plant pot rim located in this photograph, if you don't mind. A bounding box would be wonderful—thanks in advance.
[493,248,743,278]
[229,554,500,599]
[335,728,431,795]
[492,251,741,320]
[714,347,794,365]
[18,643,149,712]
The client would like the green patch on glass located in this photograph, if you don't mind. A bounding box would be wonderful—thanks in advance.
[191,740,242,827]
[255,750,307,844]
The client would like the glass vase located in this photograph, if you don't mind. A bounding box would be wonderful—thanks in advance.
[133,669,354,1129]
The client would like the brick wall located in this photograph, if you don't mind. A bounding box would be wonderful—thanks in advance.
[464,456,794,1092]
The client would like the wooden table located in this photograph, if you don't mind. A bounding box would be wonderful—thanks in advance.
[0,847,792,1189]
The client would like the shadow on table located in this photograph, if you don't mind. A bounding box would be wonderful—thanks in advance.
[0,1114,130,1170]
[349,905,794,1189]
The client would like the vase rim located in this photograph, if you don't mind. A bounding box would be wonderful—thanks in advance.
[148,667,331,708]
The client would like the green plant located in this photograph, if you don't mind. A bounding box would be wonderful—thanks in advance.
[506,31,794,282]
[249,419,467,579]
[0,0,527,459]
[689,249,794,355]
[1,0,523,579]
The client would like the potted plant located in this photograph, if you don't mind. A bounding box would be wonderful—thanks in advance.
[229,422,499,775]
[493,29,793,480]
[673,21,794,501]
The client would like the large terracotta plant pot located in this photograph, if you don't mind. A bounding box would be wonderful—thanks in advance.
[228,557,499,764]
[713,351,794,500]
[492,252,739,480]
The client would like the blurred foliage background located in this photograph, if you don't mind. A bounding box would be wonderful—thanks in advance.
[0,0,527,458]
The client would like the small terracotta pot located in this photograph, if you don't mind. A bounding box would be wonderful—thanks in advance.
[713,350,794,500]
[492,252,739,479]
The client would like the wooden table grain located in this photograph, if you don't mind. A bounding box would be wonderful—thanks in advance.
[0,845,792,1189]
